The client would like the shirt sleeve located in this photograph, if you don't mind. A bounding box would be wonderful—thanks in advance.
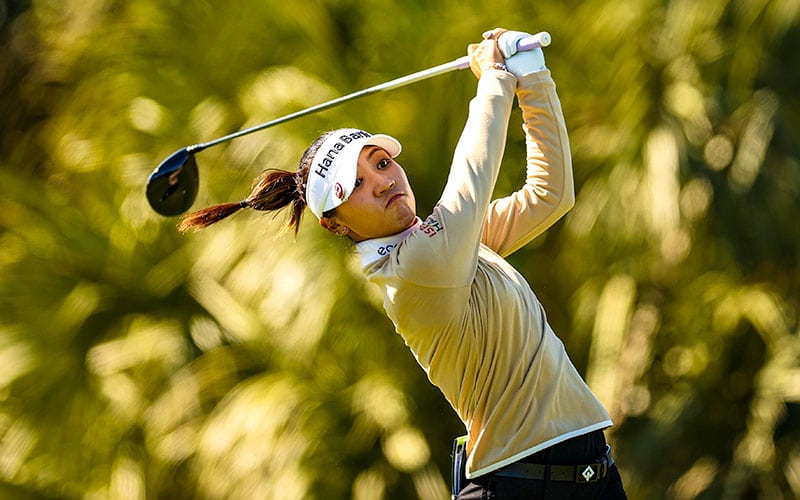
[480,70,575,258]
[395,70,517,288]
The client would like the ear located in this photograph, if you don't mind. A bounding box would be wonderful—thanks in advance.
[319,216,348,236]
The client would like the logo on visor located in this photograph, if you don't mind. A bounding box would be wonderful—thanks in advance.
[334,182,345,200]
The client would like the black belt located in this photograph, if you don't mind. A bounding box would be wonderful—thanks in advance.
[493,445,614,483]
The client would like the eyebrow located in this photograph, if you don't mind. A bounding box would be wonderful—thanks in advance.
[365,146,385,162]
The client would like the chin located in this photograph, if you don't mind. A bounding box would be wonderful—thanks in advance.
[396,205,417,229]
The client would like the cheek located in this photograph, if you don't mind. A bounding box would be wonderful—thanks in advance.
[337,196,373,225]
[402,180,416,205]
[399,170,413,193]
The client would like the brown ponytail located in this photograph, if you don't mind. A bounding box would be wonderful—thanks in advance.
[178,131,335,235]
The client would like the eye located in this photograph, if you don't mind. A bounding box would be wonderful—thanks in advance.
[354,178,363,189]
[377,158,391,169]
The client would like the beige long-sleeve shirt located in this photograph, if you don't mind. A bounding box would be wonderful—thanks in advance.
[355,69,612,478]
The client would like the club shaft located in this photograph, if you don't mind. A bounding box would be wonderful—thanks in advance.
[188,32,551,153]
[188,59,465,153]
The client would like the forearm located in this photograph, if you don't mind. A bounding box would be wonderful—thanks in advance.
[519,69,575,214]
[441,70,517,215]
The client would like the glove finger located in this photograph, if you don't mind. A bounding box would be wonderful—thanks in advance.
[497,30,531,58]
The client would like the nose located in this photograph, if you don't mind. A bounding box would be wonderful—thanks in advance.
[375,178,396,196]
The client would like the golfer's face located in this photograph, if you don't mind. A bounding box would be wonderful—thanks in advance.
[333,146,417,241]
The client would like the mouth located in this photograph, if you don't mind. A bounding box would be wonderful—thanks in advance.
[386,192,406,208]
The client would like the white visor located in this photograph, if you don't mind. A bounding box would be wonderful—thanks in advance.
[305,128,402,219]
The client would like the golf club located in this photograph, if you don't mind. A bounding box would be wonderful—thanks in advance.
[146,32,552,216]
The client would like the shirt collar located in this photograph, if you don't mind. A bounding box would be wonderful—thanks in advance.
[355,217,422,268]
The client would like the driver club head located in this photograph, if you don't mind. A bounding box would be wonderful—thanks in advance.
[146,148,199,216]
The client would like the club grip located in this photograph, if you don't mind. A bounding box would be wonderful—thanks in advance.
[517,31,551,51]
[454,31,552,70]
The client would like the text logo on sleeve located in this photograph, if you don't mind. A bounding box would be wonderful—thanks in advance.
[420,216,443,238]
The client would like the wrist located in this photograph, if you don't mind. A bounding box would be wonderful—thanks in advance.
[484,62,508,73]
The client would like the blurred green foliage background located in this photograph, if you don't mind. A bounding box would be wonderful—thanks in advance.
[1,0,799,498]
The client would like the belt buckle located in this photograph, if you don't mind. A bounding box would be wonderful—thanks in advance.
[577,445,612,483]
[576,463,601,483]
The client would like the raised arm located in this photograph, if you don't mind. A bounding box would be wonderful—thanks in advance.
[480,69,575,258]
[398,71,516,287]
[394,34,517,288]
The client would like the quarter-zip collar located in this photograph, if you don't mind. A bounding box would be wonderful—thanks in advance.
[355,217,422,267]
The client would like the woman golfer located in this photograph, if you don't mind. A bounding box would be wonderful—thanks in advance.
[180,28,627,499]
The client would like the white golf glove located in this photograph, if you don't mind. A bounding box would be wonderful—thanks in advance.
[497,30,546,77]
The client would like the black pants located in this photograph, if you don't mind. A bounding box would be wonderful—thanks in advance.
[454,431,627,499]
